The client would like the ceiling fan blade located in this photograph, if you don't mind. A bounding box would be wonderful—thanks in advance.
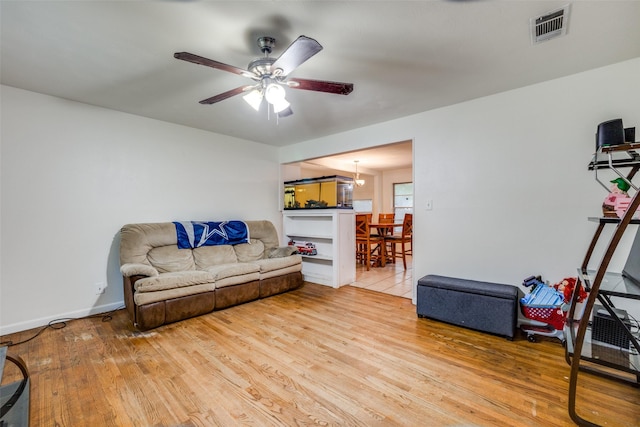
[271,36,323,76]
[199,86,250,105]
[174,52,252,77]
[288,78,354,95]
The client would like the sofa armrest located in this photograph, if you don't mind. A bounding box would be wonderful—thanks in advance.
[120,263,158,278]
[122,274,147,327]
[268,246,298,258]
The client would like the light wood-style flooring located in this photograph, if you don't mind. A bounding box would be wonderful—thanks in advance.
[1,282,638,426]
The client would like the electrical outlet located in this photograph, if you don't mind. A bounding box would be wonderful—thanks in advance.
[95,282,106,295]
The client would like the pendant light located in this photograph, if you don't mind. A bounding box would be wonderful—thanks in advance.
[353,160,365,187]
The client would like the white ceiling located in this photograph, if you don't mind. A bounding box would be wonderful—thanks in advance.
[2,1,640,150]
[298,140,413,175]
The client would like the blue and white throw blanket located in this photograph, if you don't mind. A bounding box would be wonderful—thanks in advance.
[173,221,249,249]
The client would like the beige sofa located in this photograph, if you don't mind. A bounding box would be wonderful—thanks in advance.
[119,220,303,330]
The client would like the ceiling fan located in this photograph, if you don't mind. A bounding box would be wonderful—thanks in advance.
[174,35,354,118]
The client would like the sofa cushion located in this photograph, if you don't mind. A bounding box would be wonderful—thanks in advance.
[216,272,261,289]
[204,263,260,280]
[135,271,214,293]
[134,283,215,306]
[260,263,302,280]
[245,221,280,256]
[253,255,302,273]
[203,263,261,289]
[120,222,177,266]
[193,245,237,269]
[147,245,195,273]
[234,239,265,262]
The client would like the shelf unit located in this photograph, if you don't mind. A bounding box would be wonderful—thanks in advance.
[565,142,640,427]
[282,209,355,288]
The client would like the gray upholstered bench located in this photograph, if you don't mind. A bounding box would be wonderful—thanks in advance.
[417,274,520,339]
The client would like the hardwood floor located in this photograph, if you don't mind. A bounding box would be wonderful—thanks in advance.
[1,282,638,426]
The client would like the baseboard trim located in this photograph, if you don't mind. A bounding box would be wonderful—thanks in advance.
[0,301,124,336]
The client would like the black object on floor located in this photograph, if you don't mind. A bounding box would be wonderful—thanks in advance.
[417,274,519,339]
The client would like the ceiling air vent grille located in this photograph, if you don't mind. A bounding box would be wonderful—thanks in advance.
[531,4,570,44]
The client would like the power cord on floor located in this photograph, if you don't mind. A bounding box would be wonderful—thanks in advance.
[0,306,125,348]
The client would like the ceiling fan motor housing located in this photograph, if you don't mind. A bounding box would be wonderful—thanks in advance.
[257,36,276,54]
[247,57,277,78]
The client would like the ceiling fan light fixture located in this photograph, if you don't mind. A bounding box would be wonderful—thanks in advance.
[242,89,263,111]
[264,81,290,113]
[271,97,290,113]
[264,82,286,104]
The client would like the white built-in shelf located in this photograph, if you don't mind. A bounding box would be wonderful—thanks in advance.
[283,209,355,288]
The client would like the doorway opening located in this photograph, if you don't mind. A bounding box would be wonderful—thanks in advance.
[280,140,413,298]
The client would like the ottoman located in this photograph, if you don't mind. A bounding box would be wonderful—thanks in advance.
[417,274,520,339]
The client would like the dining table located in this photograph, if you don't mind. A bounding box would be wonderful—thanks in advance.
[368,222,403,267]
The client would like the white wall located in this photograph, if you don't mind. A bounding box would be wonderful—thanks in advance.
[1,85,281,335]
[281,58,640,308]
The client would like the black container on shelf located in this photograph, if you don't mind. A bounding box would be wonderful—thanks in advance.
[624,127,635,143]
[596,118,624,149]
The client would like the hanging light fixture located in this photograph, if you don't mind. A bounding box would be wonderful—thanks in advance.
[353,160,365,187]
[242,88,263,111]
[264,82,290,113]
[243,78,291,115]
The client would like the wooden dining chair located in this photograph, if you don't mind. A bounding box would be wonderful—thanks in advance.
[371,212,395,238]
[375,213,395,261]
[355,214,384,270]
[385,213,412,270]
[378,213,395,223]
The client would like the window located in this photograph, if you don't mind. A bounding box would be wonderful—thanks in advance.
[353,199,373,213]
[393,182,413,226]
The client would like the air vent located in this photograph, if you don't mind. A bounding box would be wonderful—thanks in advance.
[531,4,570,44]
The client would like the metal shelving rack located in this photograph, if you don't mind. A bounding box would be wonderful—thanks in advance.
[565,142,640,427]
[0,346,30,425]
